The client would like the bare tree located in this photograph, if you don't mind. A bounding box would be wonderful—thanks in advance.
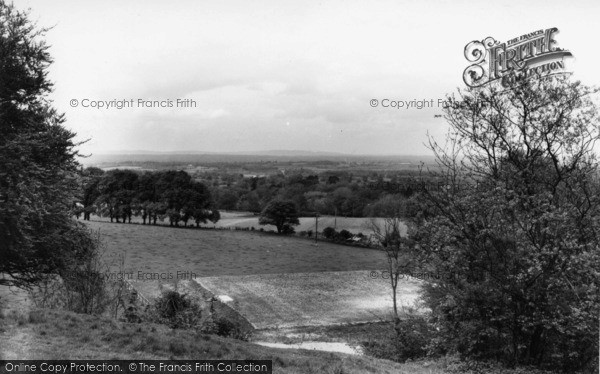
[370,216,415,329]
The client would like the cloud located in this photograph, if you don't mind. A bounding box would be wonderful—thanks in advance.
[19,0,600,155]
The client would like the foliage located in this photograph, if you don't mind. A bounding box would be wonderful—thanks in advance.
[0,1,98,288]
[258,199,300,234]
[336,229,353,240]
[211,317,253,341]
[147,290,203,330]
[362,314,434,363]
[27,230,120,315]
[84,169,218,227]
[144,290,252,341]
[322,226,336,239]
[204,169,424,218]
[413,74,600,371]
[58,231,111,315]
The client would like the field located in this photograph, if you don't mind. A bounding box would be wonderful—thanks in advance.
[204,211,388,235]
[197,271,422,329]
[84,220,421,332]
[89,211,400,235]
[1,218,439,372]
[85,220,388,277]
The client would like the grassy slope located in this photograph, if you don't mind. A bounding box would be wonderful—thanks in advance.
[0,307,448,374]
[84,220,388,277]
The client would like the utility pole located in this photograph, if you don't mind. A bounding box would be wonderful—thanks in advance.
[314,212,319,244]
[334,207,337,230]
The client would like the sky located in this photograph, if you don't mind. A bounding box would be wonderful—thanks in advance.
[17,0,600,156]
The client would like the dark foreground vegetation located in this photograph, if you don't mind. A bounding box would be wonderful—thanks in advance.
[370,73,600,373]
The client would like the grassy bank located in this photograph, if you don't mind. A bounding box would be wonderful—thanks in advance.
[0,306,448,374]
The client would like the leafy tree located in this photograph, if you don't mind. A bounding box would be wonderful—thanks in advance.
[363,194,406,217]
[94,169,138,223]
[89,169,217,227]
[0,1,97,287]
[258,200,300,234]
[237,191,261,212]
[81,167,104,220]
[413,74,600,371]
[216,189,239,211]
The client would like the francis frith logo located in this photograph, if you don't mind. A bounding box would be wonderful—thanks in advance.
[463,27,573,87]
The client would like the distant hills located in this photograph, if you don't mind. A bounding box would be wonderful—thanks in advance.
[80,150,436,166]
[91,149,425,157]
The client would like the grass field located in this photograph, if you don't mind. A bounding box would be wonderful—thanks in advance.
[85,220,389,277]
[83,220,418,333]
[88,211,404,236]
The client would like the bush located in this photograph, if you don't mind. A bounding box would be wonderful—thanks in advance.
[28,230,112,315]
[281,224,295,234]
[362,315,435,363]
[143,291,252,342]
[211,317,253,341]
[393,315,434,361]
[322,227,336,239]
[336,229,353,241]
[147,291,202,330]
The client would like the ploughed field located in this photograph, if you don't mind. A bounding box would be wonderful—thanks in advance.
[84,220,420,329]
[197,271,422,329]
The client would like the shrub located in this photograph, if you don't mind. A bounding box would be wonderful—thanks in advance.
[393,315,434,361]
[30,230,112,315]
[143,291,253,342]
[322,227,336,239]
[281,224,295,234]
[147,291,202,330]
[211,317,253,341]
[362,314,435,363]
[336,229,353,241]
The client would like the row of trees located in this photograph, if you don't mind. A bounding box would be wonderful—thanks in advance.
[78,167,426,228]
[81,169,220,227]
